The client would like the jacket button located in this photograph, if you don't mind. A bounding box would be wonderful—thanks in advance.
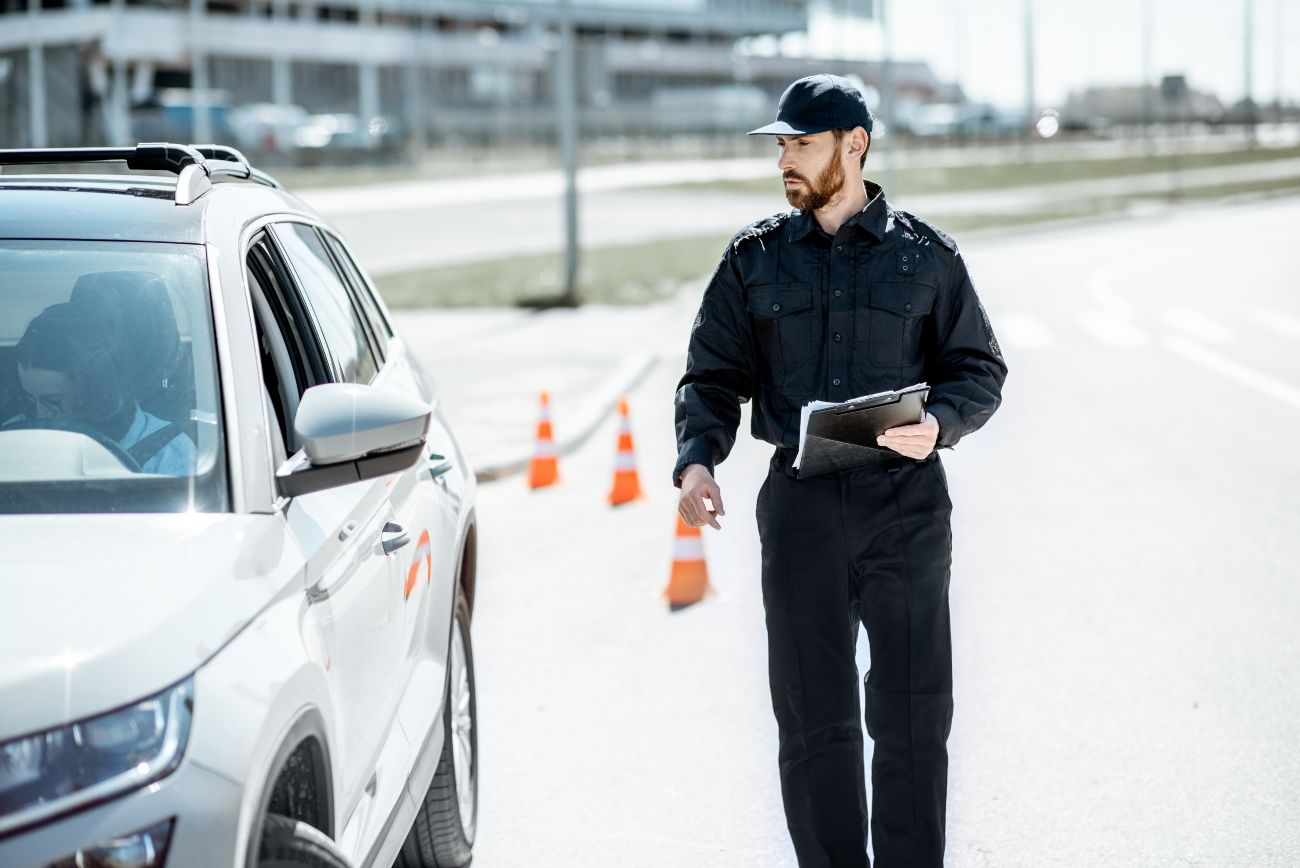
[833,289,842,297]
[904,303,913,312]
[832,378,841,387]
[772,303,781,312]
[836,245,844,253]
[833,332,842,342]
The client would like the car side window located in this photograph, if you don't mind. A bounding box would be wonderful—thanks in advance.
[272,222,378,385]
[246,232,329,455]
[321,231,394,353]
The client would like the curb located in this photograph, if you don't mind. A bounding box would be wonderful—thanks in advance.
[470,350,662,483]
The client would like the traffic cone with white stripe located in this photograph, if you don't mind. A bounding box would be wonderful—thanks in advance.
[607,397,643,506]
[528,391,559,489]
[663,514,711,610]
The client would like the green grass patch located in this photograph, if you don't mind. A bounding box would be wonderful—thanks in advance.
[690,144,1300,198]
[375,234,730,308]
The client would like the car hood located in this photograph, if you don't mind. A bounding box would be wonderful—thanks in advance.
[0,513,301,741]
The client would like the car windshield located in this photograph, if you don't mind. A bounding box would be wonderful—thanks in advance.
[0,240,227,514]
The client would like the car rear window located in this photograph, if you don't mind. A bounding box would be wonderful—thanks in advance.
[0,240,228,514]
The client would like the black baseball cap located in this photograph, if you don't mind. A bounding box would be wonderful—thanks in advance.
[748,73,875,136]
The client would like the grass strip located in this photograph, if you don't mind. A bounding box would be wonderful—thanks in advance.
[690,145,1300,198]
[375,234,730,308]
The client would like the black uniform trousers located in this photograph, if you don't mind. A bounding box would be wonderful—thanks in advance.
[757,448,954,868]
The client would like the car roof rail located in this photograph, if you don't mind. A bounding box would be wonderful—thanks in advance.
[189,144,283,190]
[0,142,282,204]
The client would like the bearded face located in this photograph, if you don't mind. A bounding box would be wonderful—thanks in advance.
[783,146,846,212]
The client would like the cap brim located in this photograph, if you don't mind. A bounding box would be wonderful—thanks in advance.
[746,120,835,136]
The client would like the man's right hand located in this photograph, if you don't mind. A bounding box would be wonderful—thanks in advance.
[678,464,725,530]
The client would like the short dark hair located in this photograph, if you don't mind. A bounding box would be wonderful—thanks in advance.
[16,302,127,423]
[832,127,869,169]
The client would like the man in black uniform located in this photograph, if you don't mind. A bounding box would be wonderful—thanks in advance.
[673,74,1007,867]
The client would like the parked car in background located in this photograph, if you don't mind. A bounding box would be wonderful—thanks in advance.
[293,114,406,165]
[131,88,235,147]
[0,143,479,868]
[228,102,312,159]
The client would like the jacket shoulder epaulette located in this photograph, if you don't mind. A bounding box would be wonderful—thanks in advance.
[893,209,958,254]
[730,211,791,253]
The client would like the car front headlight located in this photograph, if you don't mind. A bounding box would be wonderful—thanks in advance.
[0,678,193,835]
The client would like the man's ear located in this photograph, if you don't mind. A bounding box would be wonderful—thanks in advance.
[847,127,868,158]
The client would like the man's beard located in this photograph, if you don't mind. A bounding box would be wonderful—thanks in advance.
[784,153,846,212]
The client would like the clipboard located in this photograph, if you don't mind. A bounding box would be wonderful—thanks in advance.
[793,383,930,478]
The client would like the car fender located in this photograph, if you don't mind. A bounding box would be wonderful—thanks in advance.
[187,582,338,868]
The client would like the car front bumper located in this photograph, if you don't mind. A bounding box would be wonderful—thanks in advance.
[0,756,243,868]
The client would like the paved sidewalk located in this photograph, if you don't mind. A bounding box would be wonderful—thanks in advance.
[391,283,701,480]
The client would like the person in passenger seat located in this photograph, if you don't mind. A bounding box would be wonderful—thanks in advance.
[3,302,196,476]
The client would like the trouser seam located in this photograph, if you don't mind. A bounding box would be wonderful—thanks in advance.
[888,468,920,839]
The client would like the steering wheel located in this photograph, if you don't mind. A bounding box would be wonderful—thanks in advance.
[0,418,144,473]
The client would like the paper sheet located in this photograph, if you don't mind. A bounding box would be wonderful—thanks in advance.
[793,384,929,470]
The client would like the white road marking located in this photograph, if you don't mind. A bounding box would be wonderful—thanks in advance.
[1163,334,1300,410]
[1079,310,1148,347]
[996,312,1054,349]
[1162,307,1237,344]
[1085,273,1135,318]
[1251,309,1300,341]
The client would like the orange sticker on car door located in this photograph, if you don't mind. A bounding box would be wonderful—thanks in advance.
[402,529,432,600]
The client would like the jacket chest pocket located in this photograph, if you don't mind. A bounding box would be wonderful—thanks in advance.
[857,282,936,367]
[748,283,818,371]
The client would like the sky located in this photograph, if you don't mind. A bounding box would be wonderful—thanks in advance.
[781,0,1299,111]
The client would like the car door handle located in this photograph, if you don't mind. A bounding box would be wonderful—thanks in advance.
[380,521,410,555]
[426,452,454,480]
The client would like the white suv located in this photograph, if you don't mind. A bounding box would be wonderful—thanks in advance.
[0,144,478,868]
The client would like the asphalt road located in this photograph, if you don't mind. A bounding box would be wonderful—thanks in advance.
[460,196,1300,867]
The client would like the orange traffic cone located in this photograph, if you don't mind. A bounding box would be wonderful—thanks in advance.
[528,391,559,489]
[608,398,643,506]
[663,514,711,610]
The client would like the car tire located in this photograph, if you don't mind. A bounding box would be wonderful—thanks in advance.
[258,812,351,868]
[397,589,477,868]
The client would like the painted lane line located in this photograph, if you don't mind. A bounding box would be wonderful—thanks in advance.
[1085,272,1135,318]
[1079,310,1148,347]
[1251,309,1300,341]
[1162,307,1237,344]
[1163,334,1300,411]
[996,312,1054,349]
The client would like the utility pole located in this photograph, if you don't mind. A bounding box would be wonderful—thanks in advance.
[271,0,292,110]
[1274,0,1284,119]
[879,0,895,198]
[1141,0,1154,154]
[1244,0,1256,146]
[189,0,211,143]
[556,0,581,306]
[1022,0,1035,155]
[26,0,47,147]
[110,0,130,145]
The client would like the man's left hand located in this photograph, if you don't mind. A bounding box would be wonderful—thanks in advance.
[876,411,940,460]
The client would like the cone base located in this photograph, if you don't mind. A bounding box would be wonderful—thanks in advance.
[608,469,642,506]
[529,458,559,490]
[663,561,710,607]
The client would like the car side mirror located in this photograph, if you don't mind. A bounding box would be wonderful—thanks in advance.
[275,383,431,498]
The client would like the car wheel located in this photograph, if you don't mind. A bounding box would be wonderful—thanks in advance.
[258,812,351,868]
[397,589,477,868]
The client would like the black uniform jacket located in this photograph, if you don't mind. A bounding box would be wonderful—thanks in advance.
[673,179,1008,487]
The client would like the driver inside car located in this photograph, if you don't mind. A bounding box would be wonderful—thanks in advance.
[4,301,196,476]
